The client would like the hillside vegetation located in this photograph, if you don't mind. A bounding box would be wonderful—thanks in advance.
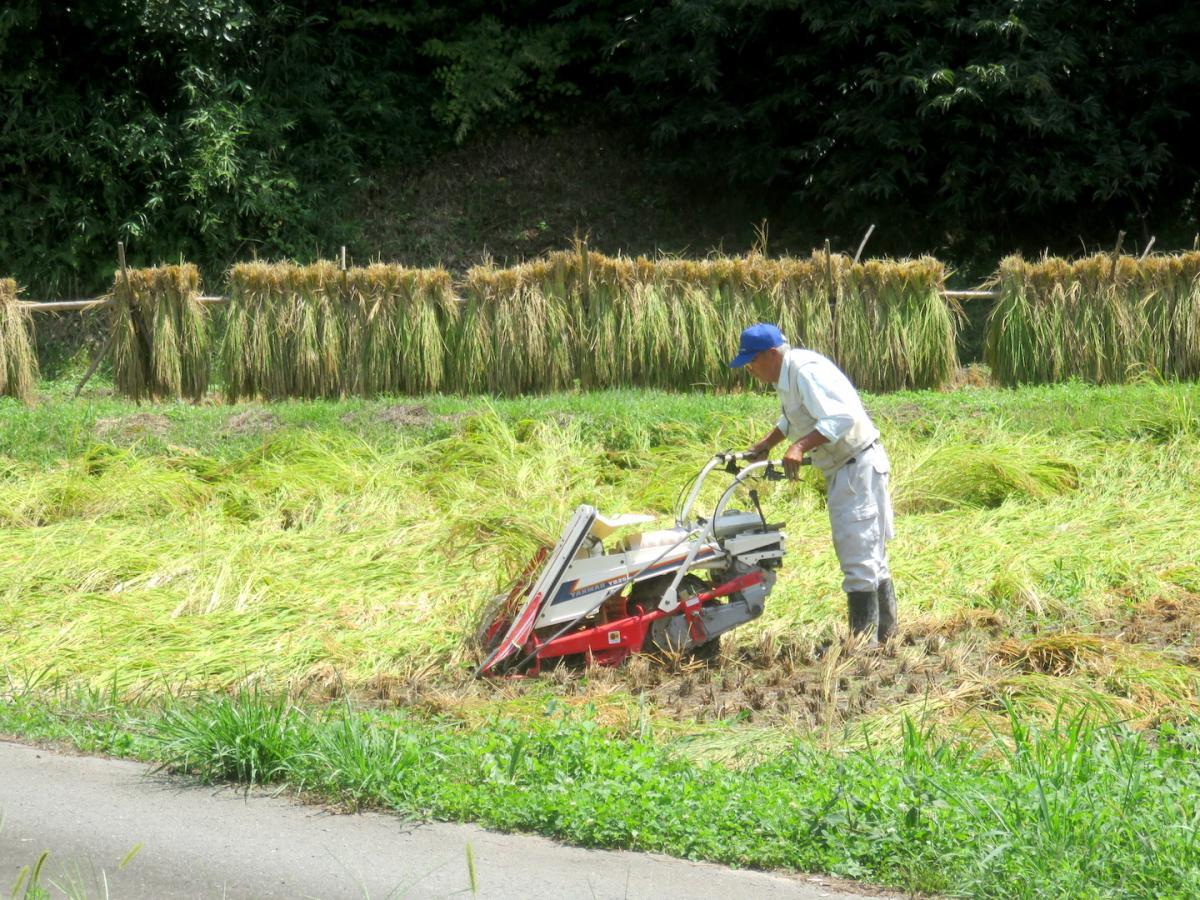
[4,2,1197,296]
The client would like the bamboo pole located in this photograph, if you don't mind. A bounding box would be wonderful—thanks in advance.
[73,241,126,398]
[853,224,876,263]
[20,294,227,310]
[22,289,1002,312]
[943,290,998,299]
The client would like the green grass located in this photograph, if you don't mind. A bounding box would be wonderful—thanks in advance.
[4,688,1200,897]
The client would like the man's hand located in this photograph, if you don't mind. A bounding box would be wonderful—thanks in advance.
[745,427,785,464]
[744,443,768,462]
[782,441,808,478]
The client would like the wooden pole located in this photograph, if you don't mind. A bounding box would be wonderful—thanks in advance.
[73,329,116,399]
[1139,236,1156,261]
[853,224,876,263]
[72,241,131,400]
[578,234,590,314]
[824,239,838,362]
[20,294,227,311]
[1109,230,1126,279]
[20,298,112,312]
[23,288,999,312]
[942,290,999,300]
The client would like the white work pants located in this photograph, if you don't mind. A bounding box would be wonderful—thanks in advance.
[824,443,894,593]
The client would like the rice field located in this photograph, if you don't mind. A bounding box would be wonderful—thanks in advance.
[4,376,1200,896]
[2,378,1198,747]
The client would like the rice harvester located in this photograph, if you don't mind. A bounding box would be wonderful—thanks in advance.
[474,451,793,677]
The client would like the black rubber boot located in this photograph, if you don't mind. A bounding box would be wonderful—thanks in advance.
[846,591,879,644]
[877,578,897,643]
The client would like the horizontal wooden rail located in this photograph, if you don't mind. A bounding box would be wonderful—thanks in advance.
[943,290,999,299]
[18,298,111,312]
[17,295,228,311]
[17,290,1000,312]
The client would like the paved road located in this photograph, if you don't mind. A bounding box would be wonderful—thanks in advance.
[0,740,886,899]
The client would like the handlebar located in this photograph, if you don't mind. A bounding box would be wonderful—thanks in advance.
[677,449,809,526]
[714,449,811,478]
[713,450,812,464]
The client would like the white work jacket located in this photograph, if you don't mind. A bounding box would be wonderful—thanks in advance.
[774,346,880,476]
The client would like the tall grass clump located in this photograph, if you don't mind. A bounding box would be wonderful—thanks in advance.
[223,261,344,401]
[577,253,651,388]
[985,256,1070,386]
[686,252,806,388]
[0,278,38,403]
[110,264,208,401]
[837,256,957,391]
[895,439,1079,513]
[985,251,1200,386]
[770,253,837,359]
[345,264,457,396]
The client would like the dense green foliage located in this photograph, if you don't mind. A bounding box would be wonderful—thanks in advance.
[3,2,1198,294]
[602,0,1200,258]
[0,1,439,293]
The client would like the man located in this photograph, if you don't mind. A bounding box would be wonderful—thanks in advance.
[730,323,897,643]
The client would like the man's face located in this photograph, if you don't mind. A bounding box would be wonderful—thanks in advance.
[745,347,776,383]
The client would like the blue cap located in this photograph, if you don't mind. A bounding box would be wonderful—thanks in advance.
[729,323,785,368]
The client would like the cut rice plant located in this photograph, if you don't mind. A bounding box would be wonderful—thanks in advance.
[580,252,692,389]
[109,264,209,401]
[440,248,956,394]
[837,256,957,392]
[0,278,38,403]
[1136,251,1200,380]
[448,253,577,394]
[80,249,966,399]
[895,439,1079,513]
[223,261,344,401]
[3,384,1199,711]
[985,251,1200,386]
[345,264,458,396]
[770,254,836,360]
